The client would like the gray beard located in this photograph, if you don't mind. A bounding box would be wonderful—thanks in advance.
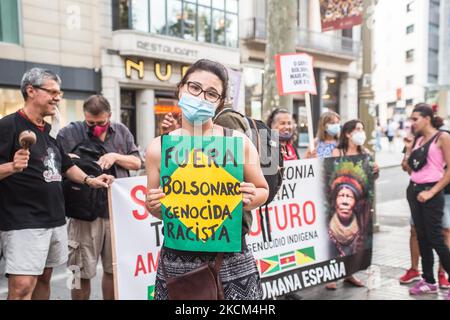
[49,105,61,139]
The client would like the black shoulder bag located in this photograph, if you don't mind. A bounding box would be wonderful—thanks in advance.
[407,132,441,172]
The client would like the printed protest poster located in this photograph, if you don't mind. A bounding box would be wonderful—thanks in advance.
[160,135,244,252]
[247,155,374,299]
[109,176,163,300]
[320,0,364,32]
[109,156,374,299]
[275,53,317,96]
[323,154,374,275]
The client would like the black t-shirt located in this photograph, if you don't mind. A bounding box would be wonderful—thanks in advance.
[0,112,74,231]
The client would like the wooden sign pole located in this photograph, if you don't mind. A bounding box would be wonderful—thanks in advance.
[305,93,315,152]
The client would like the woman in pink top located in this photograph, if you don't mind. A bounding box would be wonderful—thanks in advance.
[403,104,450,298]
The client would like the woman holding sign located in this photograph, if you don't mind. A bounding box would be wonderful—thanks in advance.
[325,119,379,290]
[145,59,269,300]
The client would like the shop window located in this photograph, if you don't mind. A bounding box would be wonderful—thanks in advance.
[406,49,414,61]
[150,0,166,34]
[321,71,339,113]
[113,0,131,30]
[225,13,238,47]
[131,0,149,32]
[0,88,84,126]
[114,0,240,48]
[167,0,183,37]
[0,0,20,44]
[154,95,180,137]
[406,75,414,85]
[212,9,225,45]
[198,5,212,42]
[212,0,225,10]
[406,24,414,34]
[120,90,137,141]
[183,2,197,40]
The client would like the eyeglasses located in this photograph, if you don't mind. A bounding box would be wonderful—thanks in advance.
[86,120,109,127]
[186,81,222,103]
[33,86,64,98]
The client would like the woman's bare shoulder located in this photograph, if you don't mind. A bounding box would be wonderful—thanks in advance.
[146,136,162,160]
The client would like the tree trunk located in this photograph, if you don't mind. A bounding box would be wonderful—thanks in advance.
[262,0,297,121]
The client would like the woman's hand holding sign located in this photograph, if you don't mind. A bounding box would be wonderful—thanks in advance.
[240,182,257,210]
[146,187,165,219]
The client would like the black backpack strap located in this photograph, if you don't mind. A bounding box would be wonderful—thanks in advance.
[223,127,232,137]
[416,132,441,149]
[265,204,272,242]
[434,131,442,142]
[259,205,272,243]
[411,135,419,149]
[160,133,167,153]
[259,207,267,243]
[247,117,261,153]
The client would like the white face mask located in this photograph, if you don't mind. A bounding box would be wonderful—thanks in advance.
[326,123,341,137]
[351,131,366,146]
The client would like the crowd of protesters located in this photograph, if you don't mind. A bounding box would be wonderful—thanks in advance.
[1,60,448,301]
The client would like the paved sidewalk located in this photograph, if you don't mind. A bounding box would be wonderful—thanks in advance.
[375,137,404,169]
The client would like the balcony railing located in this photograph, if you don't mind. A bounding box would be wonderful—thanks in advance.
[240,18,361,59]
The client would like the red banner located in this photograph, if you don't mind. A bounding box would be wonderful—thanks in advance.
[320,0,363,32]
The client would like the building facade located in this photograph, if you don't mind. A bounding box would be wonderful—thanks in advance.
[103,0,241,149]
[1,0,363,150]
[240,0,362,146]
[430,0,450,119]
[0,0,105,127]
[372,0,441,126]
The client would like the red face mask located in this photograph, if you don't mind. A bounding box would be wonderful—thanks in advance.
[90,122,109,137]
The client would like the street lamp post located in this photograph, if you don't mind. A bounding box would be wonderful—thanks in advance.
[359,0,379,232]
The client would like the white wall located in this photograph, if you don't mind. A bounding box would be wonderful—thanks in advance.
[372,0,430,125]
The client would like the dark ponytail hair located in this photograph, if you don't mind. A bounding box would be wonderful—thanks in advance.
[413,103,444,129]
[175,59,229,112]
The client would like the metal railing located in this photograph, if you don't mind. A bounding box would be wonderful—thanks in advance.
[240,18,361,59]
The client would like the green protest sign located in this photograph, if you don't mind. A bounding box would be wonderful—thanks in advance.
[160,135,244,252]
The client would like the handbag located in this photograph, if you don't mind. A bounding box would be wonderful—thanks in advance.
[161,252,225,300]
[407,132,441,172]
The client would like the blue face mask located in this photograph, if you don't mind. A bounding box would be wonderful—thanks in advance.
[178,93,216,125]
[326,123,341,137]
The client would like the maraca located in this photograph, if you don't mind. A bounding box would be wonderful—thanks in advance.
[19,130,37,150]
